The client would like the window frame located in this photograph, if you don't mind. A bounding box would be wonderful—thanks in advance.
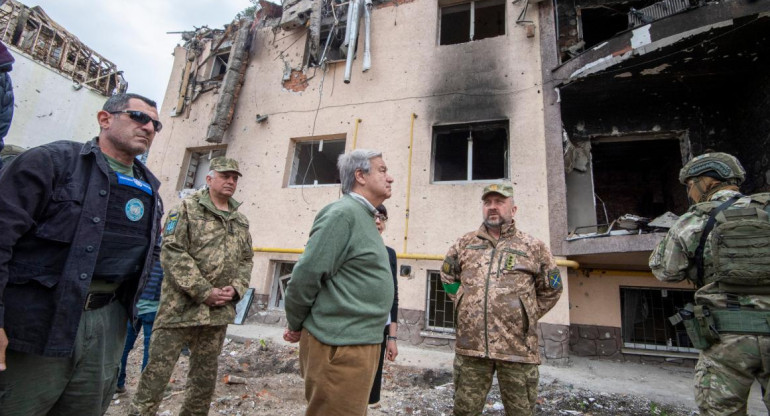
[269,262,296,310]
[286,134,347,188]
[438,0,506,46]
[425,270,456,333]
[430,120,509,184]
[178,146,227,191]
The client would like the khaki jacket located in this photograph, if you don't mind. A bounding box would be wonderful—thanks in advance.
[155,189,253,329]
[441,221,562,364]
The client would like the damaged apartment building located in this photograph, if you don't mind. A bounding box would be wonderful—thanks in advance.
[540,0,770,361]
[145,0,769,362]
[0,0,126,149]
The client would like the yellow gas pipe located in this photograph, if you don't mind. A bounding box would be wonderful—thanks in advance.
[403,113,417,254]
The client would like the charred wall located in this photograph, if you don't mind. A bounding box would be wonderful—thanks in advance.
[426,43,512,125]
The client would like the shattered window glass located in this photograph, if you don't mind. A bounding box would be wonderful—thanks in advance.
[270,262,295,309]
[432,121,508,182]
[289,138,346,186]
[620,287,696,353]
[181,147,227,190]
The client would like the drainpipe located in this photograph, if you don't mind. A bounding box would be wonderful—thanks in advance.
[362,0,372,72]
[344,0,361,83]
[403,113,417,254]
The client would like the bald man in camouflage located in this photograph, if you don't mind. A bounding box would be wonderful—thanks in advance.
[650,152,770,415]
[441,183,562,416]
[130,157,253,416]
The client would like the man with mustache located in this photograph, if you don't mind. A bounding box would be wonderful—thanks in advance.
[0,93,164,415]
[131,157,254,416]
[441,183,562,416]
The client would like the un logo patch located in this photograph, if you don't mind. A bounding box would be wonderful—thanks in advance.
[125,198,145,222]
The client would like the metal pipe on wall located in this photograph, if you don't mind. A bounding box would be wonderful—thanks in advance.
[403,113,417,254]
[344,0,361,83]
[252,247,580,268]
[362,0,373,72]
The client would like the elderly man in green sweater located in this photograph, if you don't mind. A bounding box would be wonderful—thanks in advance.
[284,149,395,416]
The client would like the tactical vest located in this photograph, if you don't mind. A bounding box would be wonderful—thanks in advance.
[694,193,770,288]
[91,171,153,283]
[673,193,770,348]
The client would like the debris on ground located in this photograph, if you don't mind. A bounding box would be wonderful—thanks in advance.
[107,337,695,415]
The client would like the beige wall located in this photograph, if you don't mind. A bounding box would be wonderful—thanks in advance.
[568,269,694,327]
[146,0,568,324]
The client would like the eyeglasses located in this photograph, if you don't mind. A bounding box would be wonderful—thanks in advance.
[375,213,388,222]
[110,110,163,133]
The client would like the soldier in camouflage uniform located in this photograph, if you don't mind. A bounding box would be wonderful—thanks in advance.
[650,152,770,415]
[130,157,254,416]
[441,183,563,416]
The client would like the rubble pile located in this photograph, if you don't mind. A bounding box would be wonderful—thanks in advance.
[107,338,694,415]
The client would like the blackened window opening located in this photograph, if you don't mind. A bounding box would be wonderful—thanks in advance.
[591,138,688,225]
[433,121,508,182]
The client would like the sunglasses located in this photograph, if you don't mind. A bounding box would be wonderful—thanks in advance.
[110,110,163,133]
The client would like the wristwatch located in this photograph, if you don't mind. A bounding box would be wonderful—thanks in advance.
[387,336,397,341]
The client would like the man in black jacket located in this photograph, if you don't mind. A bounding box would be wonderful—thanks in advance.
[0,39,15,170]
[0,93,164,416]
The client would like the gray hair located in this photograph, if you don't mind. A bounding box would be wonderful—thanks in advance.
[102,93,157,112]
[337,149,382,194]
[206,170,216,179]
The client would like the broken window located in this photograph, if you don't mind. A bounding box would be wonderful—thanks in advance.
[210,50,230,80]
[432,120,508,183]
[180,147,227,190]
[426,271,456,332]
[578,6,630,50]
[590,136,689,227]
[620,287,696,353]
[439,0,505,46]
[270,262,295,309]
[289,136,346,186]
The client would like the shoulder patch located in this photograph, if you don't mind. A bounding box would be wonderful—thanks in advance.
[442,256,459,276]
[548,269,562,289]
[164,210,179,235]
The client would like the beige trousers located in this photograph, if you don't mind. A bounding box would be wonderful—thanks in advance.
[299,329,380,416]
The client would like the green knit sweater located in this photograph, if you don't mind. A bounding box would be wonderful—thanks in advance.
[285,195,394,345]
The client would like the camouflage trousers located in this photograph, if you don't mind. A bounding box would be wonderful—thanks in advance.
[130,325,227,416]
[453,354,539,416]
[694,334,770,415]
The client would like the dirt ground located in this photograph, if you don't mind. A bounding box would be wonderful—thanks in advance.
[107,337,697,416]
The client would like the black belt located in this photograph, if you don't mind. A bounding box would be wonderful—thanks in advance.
[84,292,117,311]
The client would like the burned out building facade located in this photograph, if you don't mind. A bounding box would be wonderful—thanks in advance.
[541,0,770,360]
[147,0,571,358]
[146,0,768,362]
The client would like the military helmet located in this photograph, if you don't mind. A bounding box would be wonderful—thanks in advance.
[678,152,745,185]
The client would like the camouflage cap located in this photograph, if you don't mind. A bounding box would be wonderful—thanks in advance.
[210,157,242,176]
[481,183,514,199]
